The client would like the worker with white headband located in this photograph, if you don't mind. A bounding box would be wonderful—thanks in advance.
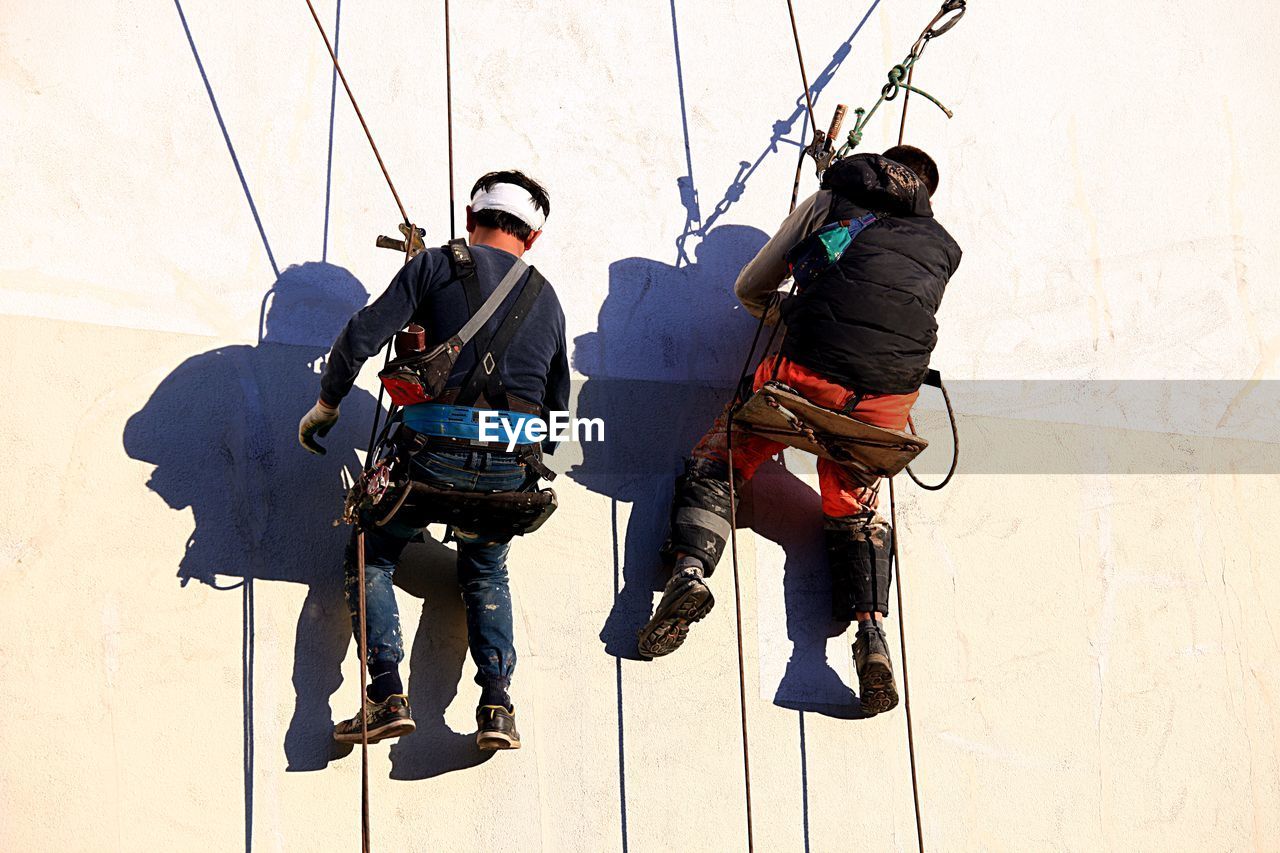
[298,170,567,751]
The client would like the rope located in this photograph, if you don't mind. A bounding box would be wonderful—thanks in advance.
[722,9,967,851]
[300,7,432,850]
[444,0,457,237]
[725,430,755,853]
[784,0,819,139]
[896,61,918,147]
[905,379,959,491]
[356,531,371,853]
[719,3,849,838]
[304,0,410,226]
[887,478,925,851]
[720,274,777,853]
[835,0,965,158]
[784,0,819,212]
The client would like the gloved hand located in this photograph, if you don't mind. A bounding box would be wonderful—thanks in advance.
[298,399,340,455]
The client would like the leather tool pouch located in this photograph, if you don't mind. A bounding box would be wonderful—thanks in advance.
[378,335,463,406]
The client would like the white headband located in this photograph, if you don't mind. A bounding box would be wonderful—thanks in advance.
[470,182,547,231]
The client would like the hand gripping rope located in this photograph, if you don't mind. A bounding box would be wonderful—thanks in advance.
[724,3,966,850]
[303,2,458,849]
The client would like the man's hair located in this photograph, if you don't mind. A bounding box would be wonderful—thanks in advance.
[881,145,939,197]
[469,170,551,241]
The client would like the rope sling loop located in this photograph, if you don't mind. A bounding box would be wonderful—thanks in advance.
[722,3,967,851]
[302,1,457,849]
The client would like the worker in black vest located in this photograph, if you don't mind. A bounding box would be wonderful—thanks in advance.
[640,147,961,716]
[297,170,568,749]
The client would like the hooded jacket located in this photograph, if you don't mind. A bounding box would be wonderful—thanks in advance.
[772,153,962,395]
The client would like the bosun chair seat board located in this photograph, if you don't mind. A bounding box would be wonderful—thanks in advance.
[733,380,929,480]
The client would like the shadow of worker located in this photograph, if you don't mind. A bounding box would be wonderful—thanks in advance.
[746,461,864,719]
[124,262,380,771]
[569,225,766,659]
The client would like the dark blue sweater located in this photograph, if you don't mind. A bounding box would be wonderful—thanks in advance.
[320,244,569,428]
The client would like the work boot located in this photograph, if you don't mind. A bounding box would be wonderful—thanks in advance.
[854,624,899,716]
[636,566,715,659]
[476,704,521,750]
[333,693,416,744]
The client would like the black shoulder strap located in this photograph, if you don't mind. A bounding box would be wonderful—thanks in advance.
[451,240,495,357]
[445,245,529,349]
[455,267,547,408]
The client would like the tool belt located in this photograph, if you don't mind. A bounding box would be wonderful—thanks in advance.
[342,422,557,537]
[372,477,557,538]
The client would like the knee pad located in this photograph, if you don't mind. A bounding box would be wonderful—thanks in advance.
[825,513,893,618]
[660,457,739,575]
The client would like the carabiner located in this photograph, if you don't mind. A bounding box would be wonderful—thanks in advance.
[926,0,966,40]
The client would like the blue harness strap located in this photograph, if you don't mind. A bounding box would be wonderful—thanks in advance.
[402,402,541,443]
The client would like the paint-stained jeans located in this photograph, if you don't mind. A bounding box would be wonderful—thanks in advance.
[344,448,528,692]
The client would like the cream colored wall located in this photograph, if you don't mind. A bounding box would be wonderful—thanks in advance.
[2,1,1278,851]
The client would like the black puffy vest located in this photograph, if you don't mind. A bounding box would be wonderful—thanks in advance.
[779,154,962,395]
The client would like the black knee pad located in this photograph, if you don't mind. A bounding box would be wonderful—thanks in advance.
[660,457,739,576]
[825,513,893,618]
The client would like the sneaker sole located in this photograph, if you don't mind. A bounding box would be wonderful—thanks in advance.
[636,579,715,659]
[859,658,899,716]
[477,730,521,751]
[333,718,416,744]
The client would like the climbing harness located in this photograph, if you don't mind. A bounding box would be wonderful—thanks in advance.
[345,238,560,537]
[720,3,967,851]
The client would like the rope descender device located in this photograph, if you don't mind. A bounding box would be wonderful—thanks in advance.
[376,222,427,259]
[804,103,849,173]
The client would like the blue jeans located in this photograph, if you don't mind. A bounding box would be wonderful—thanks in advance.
[344,448,529,694]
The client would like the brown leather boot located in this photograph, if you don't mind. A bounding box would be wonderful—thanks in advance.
[854,625,899,716]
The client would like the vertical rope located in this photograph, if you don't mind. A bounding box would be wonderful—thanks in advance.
[444,0,457,238]
[784,0,819,138]
[896,62,916,146]
[720,2,828,827]
[303,0,409,226]
[888,478,925,851]
[725,431,756,853]
[356,531,371,853]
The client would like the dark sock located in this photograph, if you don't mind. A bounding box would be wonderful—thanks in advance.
[857,617,879,634]
[367,663,403,703]
[675,555,705,576]
[479,682,512,711]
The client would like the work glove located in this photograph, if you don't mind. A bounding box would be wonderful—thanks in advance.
[298,399,340,455]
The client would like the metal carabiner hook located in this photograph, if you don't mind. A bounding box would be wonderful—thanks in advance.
[926,0,966,40]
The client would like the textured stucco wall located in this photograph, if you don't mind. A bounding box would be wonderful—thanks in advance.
[2,1,1278,851]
